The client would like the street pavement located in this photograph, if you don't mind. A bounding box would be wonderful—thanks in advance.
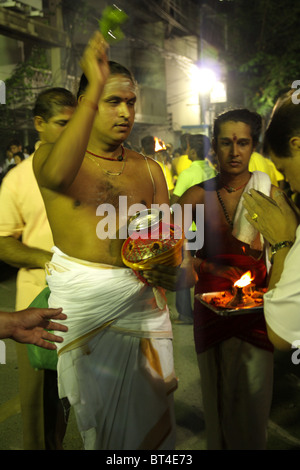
[1,265,300,451]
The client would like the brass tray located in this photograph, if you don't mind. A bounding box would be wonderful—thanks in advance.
[195,292,264,317]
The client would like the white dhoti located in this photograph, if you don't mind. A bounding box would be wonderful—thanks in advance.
[46,247,177,450]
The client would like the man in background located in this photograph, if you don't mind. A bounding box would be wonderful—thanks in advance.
[178,109,275,449]
[171,133,191,182]
[141,134,174,195]
[249,151,284,188]
[0,87,77,449]
[171,134,217,205]
[171,134,217,324]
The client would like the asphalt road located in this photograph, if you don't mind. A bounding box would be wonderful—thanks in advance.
[1,266,300,451]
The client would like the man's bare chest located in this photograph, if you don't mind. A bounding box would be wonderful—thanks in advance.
[204,190,242,225]
[202,191,260,257]
[66,167,152,210]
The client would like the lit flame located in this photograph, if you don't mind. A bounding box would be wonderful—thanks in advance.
[234,271,254,288]
[154,137,166,152]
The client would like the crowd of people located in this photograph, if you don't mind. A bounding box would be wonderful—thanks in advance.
[0,139,27,183]
[1,30,300,451]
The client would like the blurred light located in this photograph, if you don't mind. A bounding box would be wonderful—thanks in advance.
[190,65,217,95]
[210,81,227,103]
[154,137,166,152]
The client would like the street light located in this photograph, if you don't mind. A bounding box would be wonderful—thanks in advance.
[190,64,217,126]
[190,64,226,127]
[210,80,227,104]
[191,65,217,95]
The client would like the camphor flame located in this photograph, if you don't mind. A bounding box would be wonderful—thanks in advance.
[154,137,166,152]
[234,270,254,288]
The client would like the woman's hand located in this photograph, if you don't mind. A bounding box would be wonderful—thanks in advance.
[243,189,298,245]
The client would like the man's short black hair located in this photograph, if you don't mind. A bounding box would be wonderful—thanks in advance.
[180,133,190,152]
[14,151,25,161]
[213,108,262,148]
[141,135,155,155]
[77,61,135,99]
[189,134,211,160]
[264,90,300,157]
[33,87,77,122]
[8,139,22,148]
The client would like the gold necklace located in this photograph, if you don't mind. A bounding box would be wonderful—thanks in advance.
[86,147,124,161]
[86,146,126,176]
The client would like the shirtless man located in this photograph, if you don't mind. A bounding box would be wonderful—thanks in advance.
[178,109,276,449]
[33,32,176,450]
[34,37,169,266]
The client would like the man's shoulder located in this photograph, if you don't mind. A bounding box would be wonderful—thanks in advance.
[185,174,217,190]
[32,143,54,171]
[188,160,209,173]
[128,148,150,162]
[125,149,164,182]
[199,175,218,190]
[251,170,272,186]
[135,151,164,171]
[178,178,210,204]
[127,147,142,157]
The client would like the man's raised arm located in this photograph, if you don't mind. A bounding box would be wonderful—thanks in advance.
[33,32,110,191]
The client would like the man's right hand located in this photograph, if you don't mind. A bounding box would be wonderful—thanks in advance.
[79,31,110,98]
[198,258,245,284]
[215,264,245,284]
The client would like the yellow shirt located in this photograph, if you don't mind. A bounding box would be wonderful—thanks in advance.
[249,152,284,187]
[175,154,192,176]
[157,161,174,191]
[0,155,53,309]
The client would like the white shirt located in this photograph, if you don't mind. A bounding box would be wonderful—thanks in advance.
[264,225,300,344]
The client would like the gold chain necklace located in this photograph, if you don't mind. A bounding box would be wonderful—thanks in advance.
[86,146,126,176]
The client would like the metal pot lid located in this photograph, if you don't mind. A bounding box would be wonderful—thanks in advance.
[128,208,163,232]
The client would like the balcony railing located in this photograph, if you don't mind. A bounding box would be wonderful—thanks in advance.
[6,66,78,108]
